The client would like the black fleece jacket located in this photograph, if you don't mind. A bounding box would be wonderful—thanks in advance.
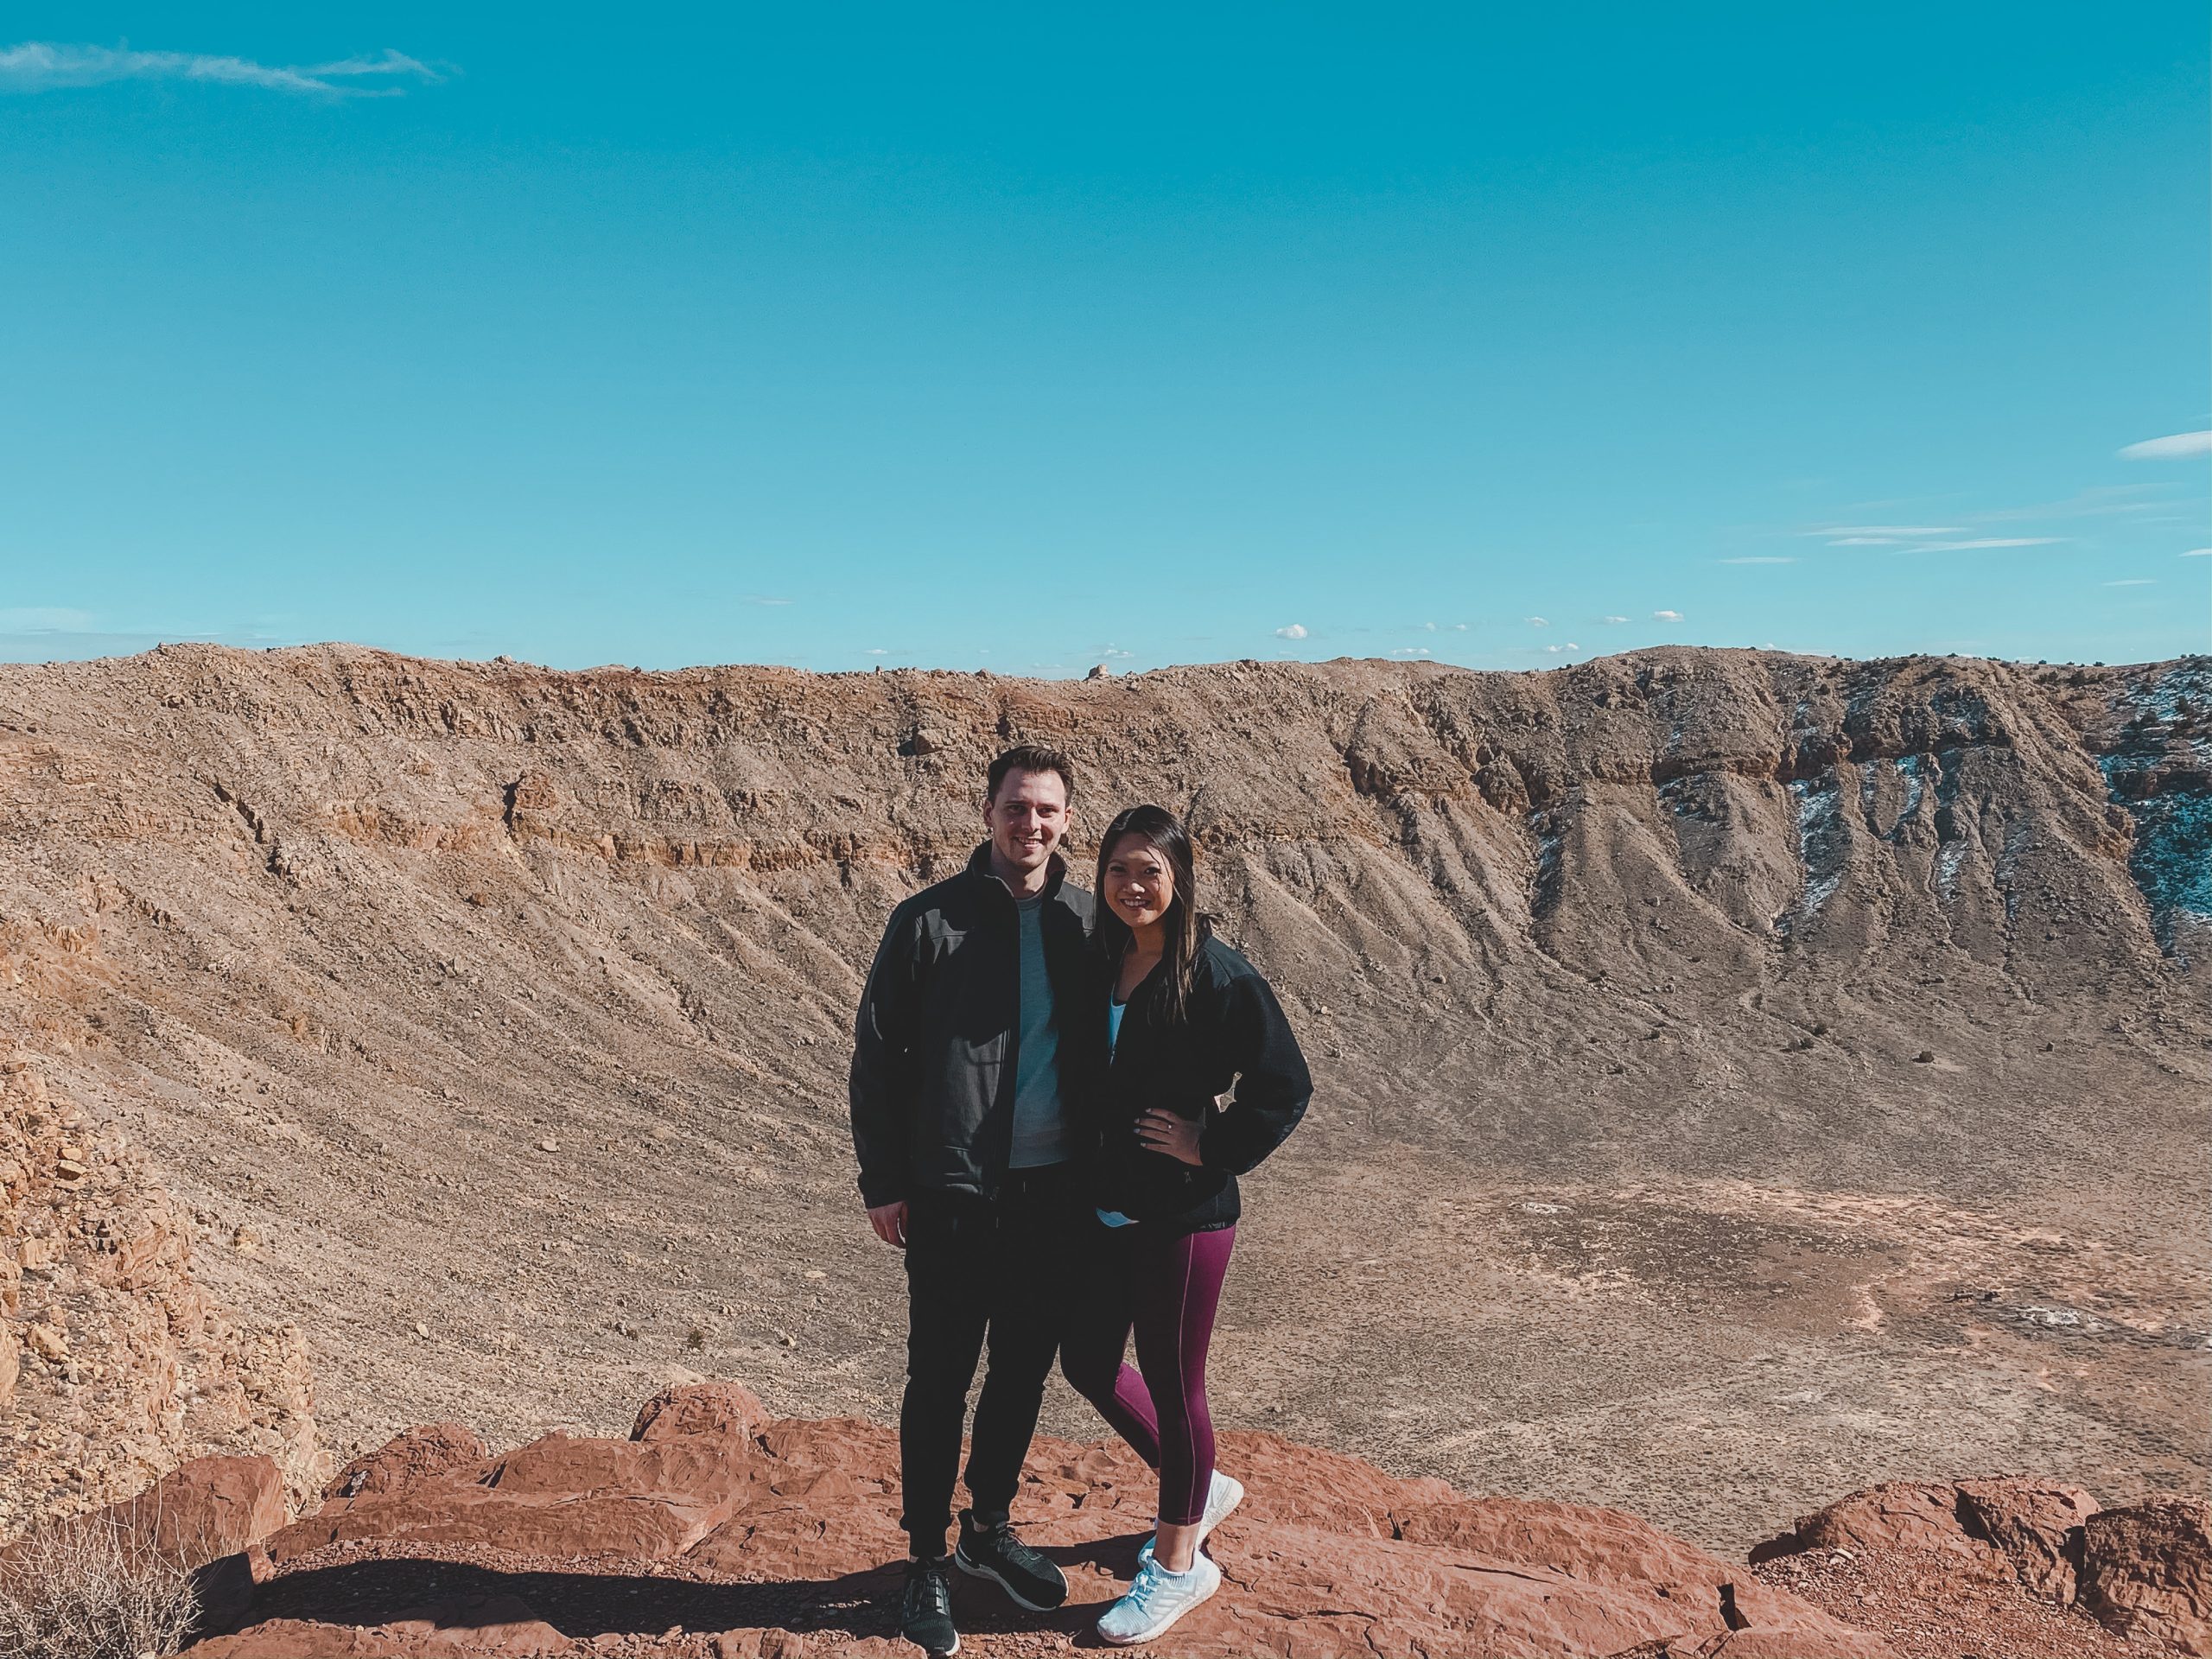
[849,843,1101,1208]
[1091,932,1312,1233]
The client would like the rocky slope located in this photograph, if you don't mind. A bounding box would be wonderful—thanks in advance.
[0,645,2204,1550]
[0,1046,320,1540]
[22,1379,2208,1658]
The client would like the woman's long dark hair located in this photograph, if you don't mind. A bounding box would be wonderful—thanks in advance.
[1095,804,1210,1026]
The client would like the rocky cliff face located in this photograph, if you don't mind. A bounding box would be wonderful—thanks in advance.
[0,1048,320,1541]
[0,645,2203,1550]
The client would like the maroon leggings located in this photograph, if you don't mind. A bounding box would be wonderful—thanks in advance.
[1059,1221,1236,1527]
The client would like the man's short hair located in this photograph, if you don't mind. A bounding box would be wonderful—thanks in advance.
[987,743,1075,804]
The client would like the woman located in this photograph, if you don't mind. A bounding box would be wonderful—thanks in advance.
[1060,804,1313,1646]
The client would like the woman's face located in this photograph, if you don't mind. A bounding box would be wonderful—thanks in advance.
[1103,833,1176,934]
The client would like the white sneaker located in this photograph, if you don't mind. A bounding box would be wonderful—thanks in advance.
[1140,1469,1246,1565]
[1096,1550,1223,1646]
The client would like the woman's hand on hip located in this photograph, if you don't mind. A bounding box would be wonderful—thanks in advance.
[1136,1109,1203,1166]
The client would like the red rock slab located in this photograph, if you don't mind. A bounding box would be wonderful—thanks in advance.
[2078,1498,2212,1656]
[324,1422,493,1506]
[1399,1496,1885,1656]
[188,1593,573,1657]
[0,1453,287,1575]
[632,1381,770,1446]
[1751,1477,2104,1605]
[1956,1478,2099,1602]
[270,1432,752,1566]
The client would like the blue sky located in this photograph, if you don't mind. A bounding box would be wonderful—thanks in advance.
[3,5,2206,674]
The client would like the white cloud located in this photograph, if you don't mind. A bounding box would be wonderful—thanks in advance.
[1273,623,1308,640]
[865,648,889,656]
[2102,579,2156,587]
[1827,537,1897,546]
[1806,525,1960,537]
[1721,556,1797,564]
[0,41,440,96]
[1450,622,1468,632]
[2118,430,2212,461]
[1908,537,2061,551]
[1389,646,1432,658]
[1417,621,1437,632]
[1600,614,1629,625]
[2183,548,2211,557]
[1100,645,1135,660]
[1525,616,1548,627]
[1652,609,1682,620]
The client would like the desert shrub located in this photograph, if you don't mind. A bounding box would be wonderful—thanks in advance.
[0,1508,201,1659]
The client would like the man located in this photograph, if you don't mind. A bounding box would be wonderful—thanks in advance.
[851,743,1100,1656]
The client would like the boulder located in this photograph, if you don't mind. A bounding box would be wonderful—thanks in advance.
[1955,1478,2098,1601]
[1750,1476,2097,1600]
[1,1453,288,1575]
[321,1421,491,1506]
[2077,1498,2212,1655]
[630,1379,769,1446]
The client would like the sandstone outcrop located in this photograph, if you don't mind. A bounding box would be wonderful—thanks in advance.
[80,1381,2188,1659]
[188,1382,1896,1657]
[1754,1478,2211,1655]
[2077,1500,2212,1655]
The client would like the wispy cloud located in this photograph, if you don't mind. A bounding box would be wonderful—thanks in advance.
[2102,578,2156,587]
[1389,646,1432,658]
[1273,623,1307,640]
[0,41,442,97]
[1652,609,1681,620]
[1415,621,1438,632]
[741,594,792,607]
[1543,643,1582,653]
[1721,556,1796,564]
[1805,525,1961,537]
[2118,429,2212,461]
[1904,537,2061,551]
[1525,616,1548,628]
[1826,537,1897,546]
[1449,622,1468,632]
[2183,548,2211,558]
[1599,614,1628,624]
[1098,645,1135,660]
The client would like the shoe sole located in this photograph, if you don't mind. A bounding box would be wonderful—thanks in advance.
[1096,1572,1221,1646]
[953,1547,1067,1614]
[902,1621,957,1656]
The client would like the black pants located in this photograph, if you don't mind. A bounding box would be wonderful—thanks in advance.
[899,1164,1085,1556]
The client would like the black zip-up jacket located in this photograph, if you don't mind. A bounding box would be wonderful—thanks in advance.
[849,842,1101,1208]
[1094,932,1312,1233]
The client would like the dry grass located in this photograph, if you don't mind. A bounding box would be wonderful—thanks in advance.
[0,1508,201,1659]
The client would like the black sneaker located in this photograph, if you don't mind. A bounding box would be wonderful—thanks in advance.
[955,1510,1069,1612]
[899,1554,960,1656]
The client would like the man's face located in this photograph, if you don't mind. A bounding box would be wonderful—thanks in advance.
[984,768,1070,875]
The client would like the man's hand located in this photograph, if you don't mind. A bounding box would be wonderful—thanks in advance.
[867,1199,910,1249]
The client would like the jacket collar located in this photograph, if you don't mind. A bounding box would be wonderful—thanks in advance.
[964,840,1067,902]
